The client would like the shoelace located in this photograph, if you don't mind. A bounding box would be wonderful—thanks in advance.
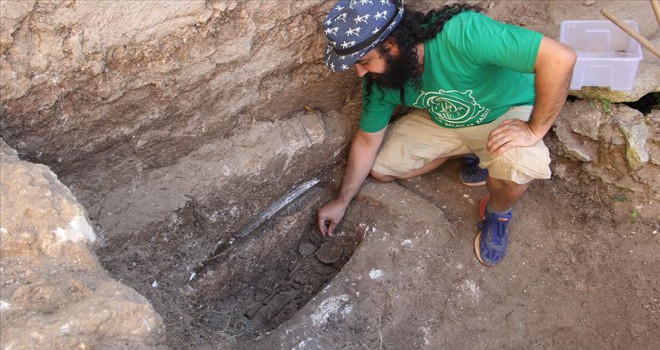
[486,215,509,248]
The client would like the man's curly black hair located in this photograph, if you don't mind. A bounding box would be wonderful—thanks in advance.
[365,2,483,96]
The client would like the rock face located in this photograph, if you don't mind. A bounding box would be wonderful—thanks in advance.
[0,0,359,215]
[0,139,166,349]
[552,101,659,219]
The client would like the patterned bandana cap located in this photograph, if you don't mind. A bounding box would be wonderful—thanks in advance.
[323,0,405,72]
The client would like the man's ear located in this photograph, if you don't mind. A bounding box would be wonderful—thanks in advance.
[383,37,400,55]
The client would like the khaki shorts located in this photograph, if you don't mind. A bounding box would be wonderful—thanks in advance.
[372,106,551,184]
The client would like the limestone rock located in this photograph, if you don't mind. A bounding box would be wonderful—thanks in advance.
[555,101,658,196]
[648,110,660,165]
[0,139,166,349]
[616,108,650,170]
[554,100,606,162]
[556,101,654,170]
[649,142,660,165]
[553,119,598,162]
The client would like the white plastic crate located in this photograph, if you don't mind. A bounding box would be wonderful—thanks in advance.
[560,20,643,91]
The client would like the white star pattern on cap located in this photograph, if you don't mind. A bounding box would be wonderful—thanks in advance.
[324,27,339,36]
[345,27,361,36]
[340,41,353,48]
[354,14,370,24]
[375,10,387,20]
[322,0,405,72]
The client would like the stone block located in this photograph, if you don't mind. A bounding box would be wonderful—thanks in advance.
[616,107,650,170]
[0,139,166,349]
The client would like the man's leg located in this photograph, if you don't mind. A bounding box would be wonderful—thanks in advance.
[370,156,450,183]
[486,177,530,211]
[370,109,468,182]
[467,106,551,267]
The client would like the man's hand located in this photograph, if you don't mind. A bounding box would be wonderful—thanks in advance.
[486,118,542,156]
[318,198,349,236]
[317,129,386,236]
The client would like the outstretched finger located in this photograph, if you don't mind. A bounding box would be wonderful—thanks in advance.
[326,220,338,237]
[318,217,329,236]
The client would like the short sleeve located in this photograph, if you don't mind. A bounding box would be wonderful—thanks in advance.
[444,12,543,74]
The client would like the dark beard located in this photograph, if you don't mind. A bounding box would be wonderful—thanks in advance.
[367,51,415,89]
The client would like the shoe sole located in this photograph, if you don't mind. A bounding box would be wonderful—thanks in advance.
[460,179,486,187]
[474,195,492,267]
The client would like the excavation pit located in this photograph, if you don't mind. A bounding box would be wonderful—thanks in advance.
[96,180,379,346]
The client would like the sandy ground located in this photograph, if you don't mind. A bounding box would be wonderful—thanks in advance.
[227,157,658,350]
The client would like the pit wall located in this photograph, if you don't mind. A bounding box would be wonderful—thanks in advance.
[1,1,362,347]
[0,0,361,219]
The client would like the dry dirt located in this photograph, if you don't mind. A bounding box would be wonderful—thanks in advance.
[99,152,659,349]
[381,156,659,350]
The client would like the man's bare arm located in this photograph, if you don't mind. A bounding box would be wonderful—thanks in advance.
[487,36,577,156]
[318,128,386,236]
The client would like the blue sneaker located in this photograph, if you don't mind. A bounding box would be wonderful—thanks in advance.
[459,155,488,187]
[474,196,512,266]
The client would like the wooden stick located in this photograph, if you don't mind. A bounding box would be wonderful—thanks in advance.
[601,8,660,58]
[651,0,660,27]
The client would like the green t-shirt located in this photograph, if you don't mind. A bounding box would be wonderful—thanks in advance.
[360,11,543,132]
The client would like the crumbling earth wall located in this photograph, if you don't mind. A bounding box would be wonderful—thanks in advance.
[1,1,361,347]
[0,0,359,218]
